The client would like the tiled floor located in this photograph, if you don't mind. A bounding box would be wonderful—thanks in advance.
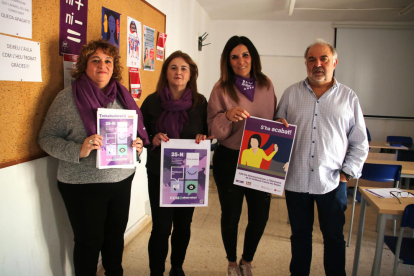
[98,177,414,276]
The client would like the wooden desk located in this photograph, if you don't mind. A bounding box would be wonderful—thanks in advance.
[352,188,414,276]
[369,141,409,151]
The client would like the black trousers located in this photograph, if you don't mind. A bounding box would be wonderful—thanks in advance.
[213,144,271,263]
[147,171,195,275]
[285,182,348,276]
[58,173,134,276]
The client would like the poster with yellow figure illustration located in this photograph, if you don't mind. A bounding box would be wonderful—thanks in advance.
[234,117,296,195]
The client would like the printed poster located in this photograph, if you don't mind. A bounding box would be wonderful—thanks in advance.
[129,67,142,100]
[59,0,88,55]
[126,16,141,68]
[160,139,211,207]
[96,108,137,169]
[0,34,41,82]
[63,54,77,88]
[0,0,32,38]
[142,25,155,71]
[234,117,296,196]
[101,7,120,49]
[156,32,167,61]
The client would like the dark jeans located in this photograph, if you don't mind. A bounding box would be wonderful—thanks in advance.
[58,173,134,276]
[285,182,348,276]
[147,171,195,275]
[213,144,271,263]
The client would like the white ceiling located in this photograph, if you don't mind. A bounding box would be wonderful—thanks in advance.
[196,0,414,21]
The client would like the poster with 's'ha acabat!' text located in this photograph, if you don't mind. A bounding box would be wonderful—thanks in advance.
[234,116,297,196]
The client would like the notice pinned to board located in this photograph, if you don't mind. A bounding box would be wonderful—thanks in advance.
[129,67,142,100]
[143,25,155,71]
[0,0,32,39]
[59,0,88,56]
[63,54,78,88]
[0,34,42,82]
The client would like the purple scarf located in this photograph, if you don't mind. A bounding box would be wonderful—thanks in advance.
[234,75,256,102]
[156,86,193,139]
[73,73,149,145]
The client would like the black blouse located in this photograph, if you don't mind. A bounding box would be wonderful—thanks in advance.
[140,91,208,174]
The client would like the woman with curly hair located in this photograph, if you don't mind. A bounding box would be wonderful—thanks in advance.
[39,39,148,275]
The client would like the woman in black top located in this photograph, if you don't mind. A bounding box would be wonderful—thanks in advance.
[141,51,209,276]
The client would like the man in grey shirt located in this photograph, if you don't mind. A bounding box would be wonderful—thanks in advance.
[276,39,369,276]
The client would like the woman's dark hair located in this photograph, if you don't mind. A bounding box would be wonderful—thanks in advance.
[248,134,262,149]
[219,36,270,103]
[72,39,122,81]
[155,51,205,106]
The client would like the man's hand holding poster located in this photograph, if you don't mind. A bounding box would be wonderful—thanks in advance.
[234,117,296,195]
[160,139,211,207]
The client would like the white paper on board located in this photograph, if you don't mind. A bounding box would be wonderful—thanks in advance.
[0,0,32,39]
[0,34,42,82]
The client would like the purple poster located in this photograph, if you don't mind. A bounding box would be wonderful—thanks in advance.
[234,116,296,196]
[160,139,211,207]
[96,109,137,169]
[59,0,88,56]
[101,7,120,49]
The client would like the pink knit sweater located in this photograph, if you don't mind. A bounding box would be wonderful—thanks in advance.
[207,80,277,150]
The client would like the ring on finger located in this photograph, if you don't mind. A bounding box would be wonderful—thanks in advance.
[89,139,93,144]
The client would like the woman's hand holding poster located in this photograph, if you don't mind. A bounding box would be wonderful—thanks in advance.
[234,117,296,195]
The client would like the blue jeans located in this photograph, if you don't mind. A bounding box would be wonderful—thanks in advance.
[285,182,347,276]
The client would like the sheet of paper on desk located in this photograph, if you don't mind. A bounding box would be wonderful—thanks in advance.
[385,143,408,149]
[364,188,414,198]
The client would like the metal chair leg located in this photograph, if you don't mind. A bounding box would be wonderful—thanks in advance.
[347,179,359,247]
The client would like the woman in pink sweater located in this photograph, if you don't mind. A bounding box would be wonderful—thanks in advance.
[207,36,277,276]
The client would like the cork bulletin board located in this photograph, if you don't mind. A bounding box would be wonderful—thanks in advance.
[0,0,166,168]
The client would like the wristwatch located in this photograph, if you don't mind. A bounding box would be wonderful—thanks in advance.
[341,170,352,181]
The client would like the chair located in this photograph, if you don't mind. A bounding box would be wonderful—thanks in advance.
[347,163,402,247]
[383,204,414,276]
[397,150,414,162]
[366,127,371,142]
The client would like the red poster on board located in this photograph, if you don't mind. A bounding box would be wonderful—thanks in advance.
[129,67,142,100]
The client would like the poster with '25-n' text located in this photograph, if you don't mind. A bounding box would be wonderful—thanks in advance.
[160,139,210,207]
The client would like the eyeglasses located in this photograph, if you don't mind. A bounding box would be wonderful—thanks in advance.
[389,191,414,204]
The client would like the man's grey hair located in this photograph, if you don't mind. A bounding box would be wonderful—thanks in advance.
[304,38,338,61]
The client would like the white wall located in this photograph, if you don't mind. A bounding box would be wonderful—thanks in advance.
[208,20,414,141]
[0,1,211,275]
[0,151,149,276]
[146,0,212,97]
